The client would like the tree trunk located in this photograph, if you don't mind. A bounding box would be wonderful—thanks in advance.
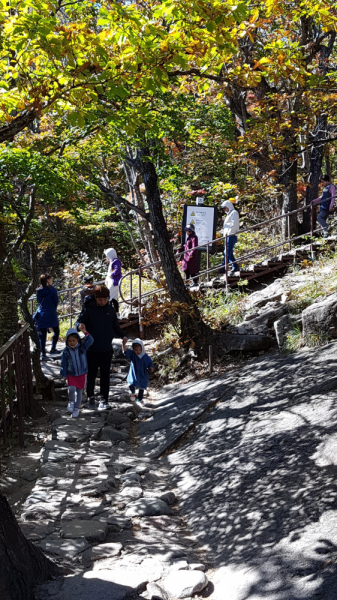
[302,114,328,232]
[279,153,298,238]
[131,145,212,354]
[0,222,19,347]
[0,493,59,600]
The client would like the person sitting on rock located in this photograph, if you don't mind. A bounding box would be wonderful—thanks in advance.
[122,338,154,404]
[60,325,94,418]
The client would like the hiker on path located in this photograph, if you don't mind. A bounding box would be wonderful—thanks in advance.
[76,285,127,409]
[60,326,94,418]
[178,223,199,285]
[219,200,240,273]
[312,174,336,237]
[122,338,154,404]
[79,275,96,307]
[35,274,60,361]
[104,248,122,313]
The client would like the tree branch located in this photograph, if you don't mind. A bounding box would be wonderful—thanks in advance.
[6,185,36,262]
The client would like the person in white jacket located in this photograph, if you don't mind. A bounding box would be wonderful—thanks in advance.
[104,248,122,313]
[219,200,240,273]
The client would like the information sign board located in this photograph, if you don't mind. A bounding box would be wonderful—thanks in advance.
[182,204,217,252]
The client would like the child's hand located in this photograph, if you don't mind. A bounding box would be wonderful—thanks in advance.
[122,340,127,352]
[78,323,86,333]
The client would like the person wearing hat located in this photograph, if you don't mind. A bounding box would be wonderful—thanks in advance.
[312,174,336,237]
[219,200,240,273]
[79,275,96,307]
[104,248,122,313]
[178,223,199,285]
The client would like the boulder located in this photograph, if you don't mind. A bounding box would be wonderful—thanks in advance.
[125,498,171,517]
[302,293,337,339]
[162,570,208,599]
[274,313,299,350]
[146,582,169,600]
[99,426,129,442]
[216,333,272,355]
[60,519,108,543]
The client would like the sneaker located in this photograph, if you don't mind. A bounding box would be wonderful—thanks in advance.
[130,394,136,402]
[49,348,61,354]
[72,408,80,418]
[67,401,74,414]
[98,399,110,410]
[137,398,144,405]
[86,396,96,409]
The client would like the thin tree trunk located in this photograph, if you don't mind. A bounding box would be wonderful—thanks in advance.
[279,153,298,238]
[130,145,211,354]
[0,493,59,600]
[302,114,328,232]
[0,221,19,347]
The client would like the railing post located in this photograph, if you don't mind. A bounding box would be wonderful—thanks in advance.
[206,242,210,282]
[138,267,143,339]
[130,273,133,302]
[69,290,73,329]
[287,214,291,251]
[14,342,24,448]
[7,351,14,435]
[209,344,213,374]
[310,202,314,258]
[225,234,228,289]
[1,357,6,446]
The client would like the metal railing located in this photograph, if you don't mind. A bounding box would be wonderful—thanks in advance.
[118,200,336,335]
[27,199,335,336]
[0,323,34,448]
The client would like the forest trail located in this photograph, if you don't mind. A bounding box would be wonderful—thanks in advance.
[11,332,337,600]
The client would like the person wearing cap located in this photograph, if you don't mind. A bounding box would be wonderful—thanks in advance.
[104,248,122,313]
[178,223,199,285]
[79,275,96,307]
[312,174,336,237]
[76,284,127,409]
[219,200,240,273]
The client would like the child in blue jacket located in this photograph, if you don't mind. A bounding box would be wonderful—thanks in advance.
[60,325,93,418]
[123,338,154,403]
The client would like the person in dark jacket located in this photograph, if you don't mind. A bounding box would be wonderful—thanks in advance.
[76,285,127,408]
[35,274,60,361]
[79,275,96,307]
[312,174,336,237]
[179,223,199,285]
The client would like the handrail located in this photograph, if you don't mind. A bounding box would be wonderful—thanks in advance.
[0,323,30,359]
[118,198,336,323]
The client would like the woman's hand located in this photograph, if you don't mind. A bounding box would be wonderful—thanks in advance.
[78,323,86,333]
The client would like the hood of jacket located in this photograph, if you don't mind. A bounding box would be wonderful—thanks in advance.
[65,328,80,344]
[221,200,235,213]
[132,338,145,359]
[104,248,117,261]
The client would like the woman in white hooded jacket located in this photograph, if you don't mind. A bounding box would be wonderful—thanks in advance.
[104,248,122,312]
[220,200,240,273]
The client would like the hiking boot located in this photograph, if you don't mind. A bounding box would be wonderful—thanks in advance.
[98,399,110,411]
[67,401,74,414]
[72,408,80,418]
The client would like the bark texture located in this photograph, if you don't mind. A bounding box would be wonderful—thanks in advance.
[0,493,59,600]
[129,145,212,353]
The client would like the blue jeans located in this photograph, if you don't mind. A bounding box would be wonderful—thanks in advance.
[221,235,238,271]
[317,209,330,231]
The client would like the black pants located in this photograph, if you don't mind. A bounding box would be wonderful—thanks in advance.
[39,326,60,354]
[129,385,144,401]
[87,351,113,401]
[185,268,199,285]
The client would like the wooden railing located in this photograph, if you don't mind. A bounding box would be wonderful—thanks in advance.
[0,323,34,448]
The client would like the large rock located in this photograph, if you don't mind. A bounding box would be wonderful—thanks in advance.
[302,293,337,338]
[216,333,272,355]
[125,498,171,517]
[274,313,300,350]
[162,570,208,598]
[100,426,129,442]
[60,519,108,542]
[38,538,90,559]
[146,582,169,600]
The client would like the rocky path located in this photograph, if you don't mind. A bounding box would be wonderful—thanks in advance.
[140,342,337,600]
[16,355,209,600]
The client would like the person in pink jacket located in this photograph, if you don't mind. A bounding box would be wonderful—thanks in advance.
[179,223,199,285]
